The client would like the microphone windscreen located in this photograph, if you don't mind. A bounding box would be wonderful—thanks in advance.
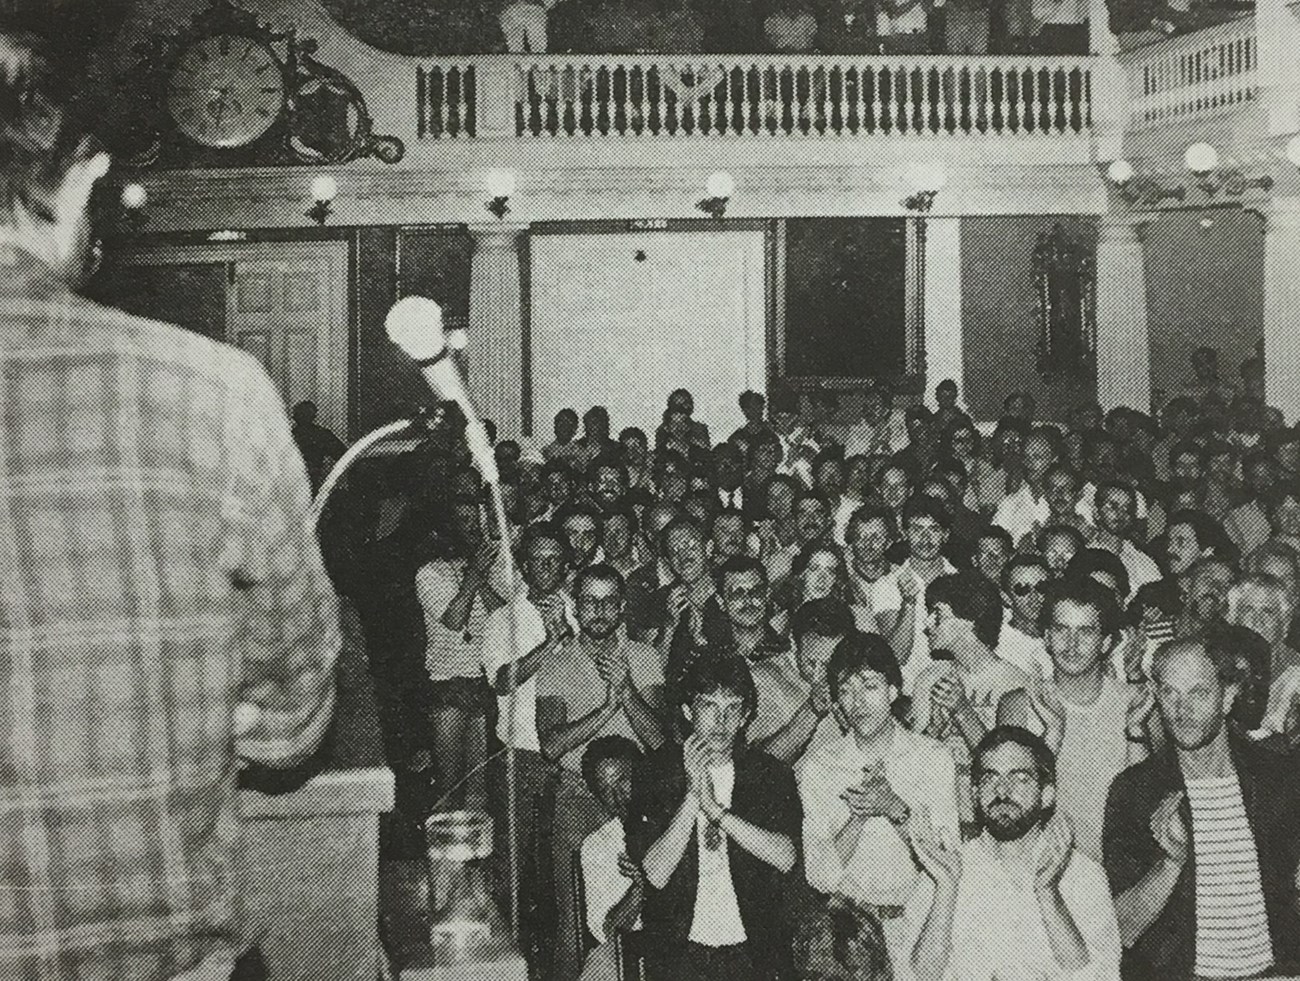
[385,296,445,361]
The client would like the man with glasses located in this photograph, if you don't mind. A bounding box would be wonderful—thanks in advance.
[630,656,800,981]
[997,554,1054,679]
[538,563,667,981]
[906,727,1121,981]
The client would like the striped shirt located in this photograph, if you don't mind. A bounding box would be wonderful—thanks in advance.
[1185,774,1274,978]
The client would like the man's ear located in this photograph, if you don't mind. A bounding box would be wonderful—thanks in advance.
[1042,782,1056,811]
[1223,680,1240,716]
[53,151,110,227]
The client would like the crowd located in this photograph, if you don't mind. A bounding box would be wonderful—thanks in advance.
[335,356,1300,981]
[498,0,1250,59]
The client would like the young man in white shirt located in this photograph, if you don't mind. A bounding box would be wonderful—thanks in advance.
[907,726,1122,981]
[578,736,645,981]
[629,656,800,981]
[480,522,575,962]
[873,496,957,695]
[799,632,961,968]
[1089,480,1161,601]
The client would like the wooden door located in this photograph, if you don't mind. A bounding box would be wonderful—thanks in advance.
[97,241,350,437]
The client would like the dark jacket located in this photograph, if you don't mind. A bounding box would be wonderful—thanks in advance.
[627,742,802,981]
[1103,734,1300,980]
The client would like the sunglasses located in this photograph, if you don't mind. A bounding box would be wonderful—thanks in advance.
[1010,581,1049,597]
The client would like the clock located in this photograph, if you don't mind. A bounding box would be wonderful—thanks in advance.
[165,33,286,148]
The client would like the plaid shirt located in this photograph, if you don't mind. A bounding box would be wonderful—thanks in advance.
[0,250,342,981]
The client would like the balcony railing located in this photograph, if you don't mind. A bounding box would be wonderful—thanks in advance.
[417,53,1095,141]
[1121,14,1257,127]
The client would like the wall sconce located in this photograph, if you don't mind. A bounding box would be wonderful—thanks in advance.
[901,161,946,212]
[306,175,338,225]
[697,171,734,220]
[1184,142,1273,196]
[120,182,149,232]
[1105,159,1185,206]
[485,169,516,220]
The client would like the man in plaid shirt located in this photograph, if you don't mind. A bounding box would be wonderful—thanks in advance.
[0,31,341,981]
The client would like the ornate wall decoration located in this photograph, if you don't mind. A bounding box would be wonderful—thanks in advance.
[112,0,403,169]
[1033,221,1096,382]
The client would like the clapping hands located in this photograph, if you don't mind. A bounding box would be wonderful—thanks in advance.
[1032,813,1075,893]
[684,733,724,820]
[1150,791,1188,864]
[911,809,962,891]
[842,762,908,824]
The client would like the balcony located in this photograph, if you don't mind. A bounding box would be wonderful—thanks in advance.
[416,53,1094,142]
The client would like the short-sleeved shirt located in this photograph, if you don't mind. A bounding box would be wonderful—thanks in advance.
[480,591,576,752]
[416,560,489,682]
[537,635,665,772]
[871,558,955,694]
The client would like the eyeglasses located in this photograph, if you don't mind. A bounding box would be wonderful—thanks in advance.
[1010,582,1049,597]
[976,769,1037,792]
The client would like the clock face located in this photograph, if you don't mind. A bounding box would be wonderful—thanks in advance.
[166,34,285,148]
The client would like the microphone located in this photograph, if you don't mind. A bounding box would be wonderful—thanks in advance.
[386,296,498,484]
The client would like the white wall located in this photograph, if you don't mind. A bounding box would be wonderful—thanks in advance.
[530,230,767,441]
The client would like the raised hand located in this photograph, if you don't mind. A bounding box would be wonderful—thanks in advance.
[617,852,646,887]
[1126,682,1156,738]
[897,572,921,605]
[1031,677,1066,751]
[911,814,962,890]
[470,538,500,577]
[842,763,907,823]
[1033,813,1075,892]
[930,674,968,718]
[810,679,833,718]
[1150,791,1188,863]
[683,734,711,808]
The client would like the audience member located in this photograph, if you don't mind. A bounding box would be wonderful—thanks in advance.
[800,632,961,967]
[539,563,667,981]
[1104,634,1300,979]
[629,655,800,981]
[997,553,1053,678]
[578,736,645,981]
[906,727,1122,981]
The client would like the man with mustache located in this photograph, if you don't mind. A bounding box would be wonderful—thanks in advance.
[629,656,800,981]
[1103,636,1300,979]
[906,727,1121,981]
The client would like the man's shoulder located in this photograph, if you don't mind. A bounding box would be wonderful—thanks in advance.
[738,745,796,784]
[897,726,957,770]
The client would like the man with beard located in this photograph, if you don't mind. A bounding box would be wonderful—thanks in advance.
[704,556,788,665]
[586,453,631,517]
[559,502,605,575]
[1089,480,1161,600]
[800,632,960,970]
[538,564,667,981]
[907,727,1121,981]
[629,656,800,981]
[1104,635,1300,980]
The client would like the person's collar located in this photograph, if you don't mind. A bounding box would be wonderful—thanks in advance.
[0,244,69,302]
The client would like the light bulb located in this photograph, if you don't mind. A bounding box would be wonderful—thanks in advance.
[310,175,338,203]
[706,171,735,199]
[485,168,516,199]
[447,328,468,351]
[120,183,147,210]
[1106,160,1135,185]
[1184,142,1219,175]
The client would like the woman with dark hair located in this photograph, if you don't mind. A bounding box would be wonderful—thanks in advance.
[774,541,850,627]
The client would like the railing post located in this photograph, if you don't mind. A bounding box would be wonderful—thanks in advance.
[1256,0,1300,135]
[478,55,519,139]
[1089,0,1128,161]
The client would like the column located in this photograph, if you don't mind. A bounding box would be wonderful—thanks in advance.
[467,223,527,437]
[1263,201,1300,422]
[1256,0,1300,136]
[921,216,965,408]
[1088,0,1129,163]
[1095,219,1152,413]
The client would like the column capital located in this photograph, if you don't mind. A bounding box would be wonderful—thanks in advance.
[1259,198,1300,234]
[1098,217,1150,245]
[468,222,528,250]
